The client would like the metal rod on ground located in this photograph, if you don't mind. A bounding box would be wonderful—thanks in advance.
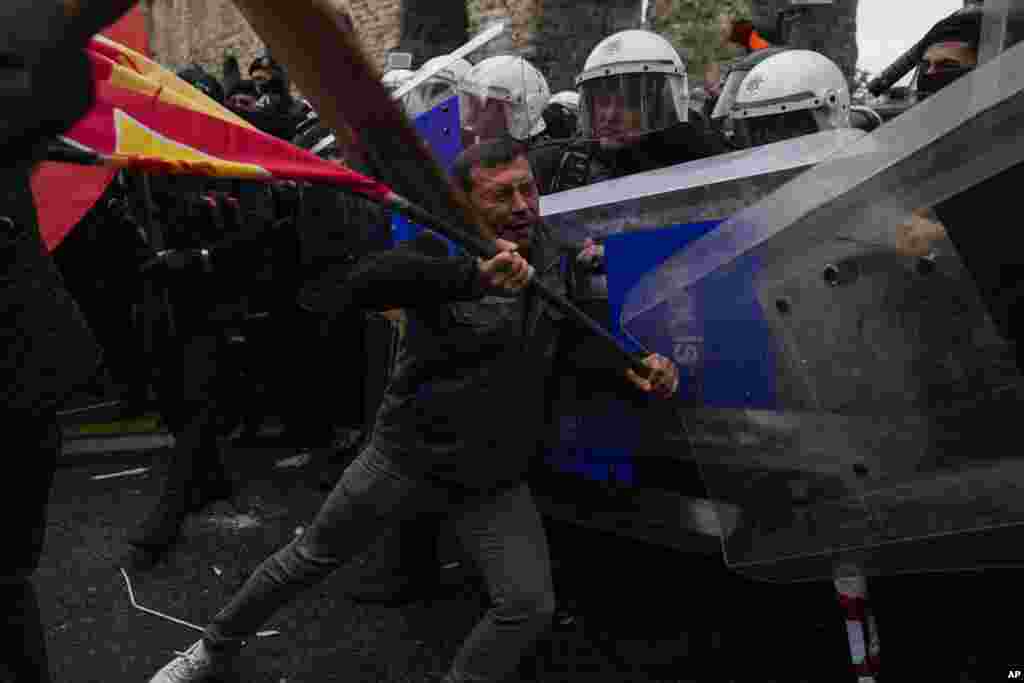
[120,568,280,638]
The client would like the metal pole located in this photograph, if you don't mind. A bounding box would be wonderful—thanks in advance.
[133,172,177,395]
[979,0,1024,65]
[834,563,881,683]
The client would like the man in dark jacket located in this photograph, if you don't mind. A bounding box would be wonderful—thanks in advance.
[1,2,137,680]
[147,138,678,683]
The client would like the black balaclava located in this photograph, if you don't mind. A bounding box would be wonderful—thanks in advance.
[249,53,290,98]
[917,8,981,99]
[541,103,578,141]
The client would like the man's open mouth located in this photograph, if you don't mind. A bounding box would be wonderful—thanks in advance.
[501,223,532,238]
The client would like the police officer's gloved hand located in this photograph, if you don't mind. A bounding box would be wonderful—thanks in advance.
[139,248,212,274]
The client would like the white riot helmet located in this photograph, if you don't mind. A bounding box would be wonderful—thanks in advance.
[549,91,580,114]
[576,30,689,149]
[381,68,415,95]
[712,49,851,149]
[403,55,472,119]
[457,55,551,143]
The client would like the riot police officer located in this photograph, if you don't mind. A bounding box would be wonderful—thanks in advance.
[541,90,580,141]
[457,54,551,146]
[381,67,415,97]
[228,52,313,140]
[709,48,854,149]
[402,54,472,120]
[533,29,724,195]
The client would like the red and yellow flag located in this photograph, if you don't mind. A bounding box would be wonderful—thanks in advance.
[39,33,393,250]
[31,7,148,252]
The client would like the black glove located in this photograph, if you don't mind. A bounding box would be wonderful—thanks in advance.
[140,248,212,274]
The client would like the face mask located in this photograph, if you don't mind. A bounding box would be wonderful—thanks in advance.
[256,77,286,97]
[917,66,973,99]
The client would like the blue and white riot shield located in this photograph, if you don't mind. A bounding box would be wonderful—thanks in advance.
[538,129,863,547]
[608,33,1024,582]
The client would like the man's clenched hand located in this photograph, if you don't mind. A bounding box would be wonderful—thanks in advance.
[625,353,680,399]
[477,238,534,296]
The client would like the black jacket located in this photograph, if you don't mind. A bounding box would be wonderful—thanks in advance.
[1,2,102,417]
[309,225,631,492]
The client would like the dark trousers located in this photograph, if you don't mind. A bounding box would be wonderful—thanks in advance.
[206,445,556,682]
[1,415,59,683]
[155,332,227,482]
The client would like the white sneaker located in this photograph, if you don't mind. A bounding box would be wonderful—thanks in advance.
[148,638,236,682]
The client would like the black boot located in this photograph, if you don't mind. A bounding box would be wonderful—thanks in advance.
[187,454,234,513]
[0,580,52,683]
[124,488,189,570]
[125,445,197,562]
[345,516,446,606]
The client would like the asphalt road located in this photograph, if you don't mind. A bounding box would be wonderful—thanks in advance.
[35,439,1022,682]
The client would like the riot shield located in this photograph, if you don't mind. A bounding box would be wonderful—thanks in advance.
[540,129,865,244]
[391,21,506,104]
[538,129,865,552]
[613,33,1024,582]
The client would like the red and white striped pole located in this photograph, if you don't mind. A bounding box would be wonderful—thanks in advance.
[835,564,881,682]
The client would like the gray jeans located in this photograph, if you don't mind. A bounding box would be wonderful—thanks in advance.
[205,445,555,682]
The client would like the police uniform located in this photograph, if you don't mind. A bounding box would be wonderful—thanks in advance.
[531,31,721,503]
[531,119,725,195]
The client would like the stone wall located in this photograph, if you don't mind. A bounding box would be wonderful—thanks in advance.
[145,0,265,79]
[143,0,645,91]
[346,0,403,71]
[534,0,643,92]
[144,0,398,80]
[750,0,859,80]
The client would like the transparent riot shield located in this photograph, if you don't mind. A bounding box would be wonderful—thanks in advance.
[617,34,1024,582]
[541,128,864,244]
[391,21,507,105]
[538,129,866,552]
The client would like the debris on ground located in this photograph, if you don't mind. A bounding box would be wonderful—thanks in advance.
[91,467,150,481]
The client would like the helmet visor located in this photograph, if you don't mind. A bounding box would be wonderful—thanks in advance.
[458,79,545,142]
[710,68,747,120]
[579,72,688,144]
[405,78,459,119]
[732,110,819,148]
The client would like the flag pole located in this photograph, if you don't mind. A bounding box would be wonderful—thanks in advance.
[47,140,653,374]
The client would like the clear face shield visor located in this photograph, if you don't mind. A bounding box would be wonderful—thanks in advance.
[404,77,459,119]
[458,82,545,143]
[710,68,748,121]
[578,72,688,144]
[731,109,821,148]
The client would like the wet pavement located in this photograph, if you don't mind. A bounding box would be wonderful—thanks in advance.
[36,434,1020,682]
